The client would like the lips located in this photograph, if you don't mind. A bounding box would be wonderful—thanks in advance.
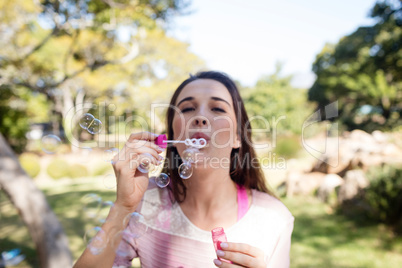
[190,132,210,141]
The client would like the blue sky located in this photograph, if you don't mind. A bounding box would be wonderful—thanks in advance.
[168,0,378,88]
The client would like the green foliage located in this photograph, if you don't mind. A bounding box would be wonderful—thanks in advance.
[242,64,314,137]
[309,0,402,132]
[69,164,89,178]
[19,153,41,178]
[273,136,302,159]
[364,164,402,233]
[47,159,91,179]
[0,87,29,153]
[92,164,113,177]
[46,159,71,179]
[0,0,203,150]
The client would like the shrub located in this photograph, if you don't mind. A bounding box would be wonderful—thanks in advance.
[69,164,89,178]
[273,136,301,159]
[364,164,402,233]
[92,164,113,177]
[47,159,70,179]
[19,153,41,178]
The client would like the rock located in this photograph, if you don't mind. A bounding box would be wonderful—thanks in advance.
[311,143,355,176]
[327,146,355,175]
[286,171,326,197]
[338,170,368,203]
[349,129,376,144]
[317,174,344,202]
[382,144,401,156]
[358,154,383,170]
[372,130,388,143]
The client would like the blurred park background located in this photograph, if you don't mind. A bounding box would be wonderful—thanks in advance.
[0,0,401,267]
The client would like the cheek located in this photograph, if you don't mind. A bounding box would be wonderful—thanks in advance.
[172,113,185,140]
[213,117,237,142]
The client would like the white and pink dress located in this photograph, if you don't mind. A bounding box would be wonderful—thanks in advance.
[113,182,294,268]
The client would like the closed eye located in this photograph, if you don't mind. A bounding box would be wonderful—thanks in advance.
[181,107,195,113]
[212,107,226,113]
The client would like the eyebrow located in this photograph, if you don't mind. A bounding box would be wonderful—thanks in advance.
[211,97,231,107]
[177,96,231,107]
[177,96,193,107]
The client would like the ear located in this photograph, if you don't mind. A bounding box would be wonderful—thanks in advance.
[233,137,241,149]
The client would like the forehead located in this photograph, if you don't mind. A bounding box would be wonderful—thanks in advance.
[176,79,233,105]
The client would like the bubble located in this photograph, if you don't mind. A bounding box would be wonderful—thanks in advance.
[103,148,119,163]
[157,210,170,226]
[84,226,108,255]
[103,174,116,190]
[97,201,114,223]
[108,103,116,111]
[123,212,149,239]
[178,162,193,179]
[137,154,154,173]
[81,194,102,219]
[87,119,102,134]
[113,231,134,257]
[81,146,93,156]
[182,147,199,163]
[41,134,61,154]
[79,113,95,130]
[155,173,170,188]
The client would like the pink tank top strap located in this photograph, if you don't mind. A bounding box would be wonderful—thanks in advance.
[236,184,249,221]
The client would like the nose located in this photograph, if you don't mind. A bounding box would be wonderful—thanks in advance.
[191,116,209,127]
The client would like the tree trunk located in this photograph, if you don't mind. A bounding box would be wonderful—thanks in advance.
[0,133,72,268]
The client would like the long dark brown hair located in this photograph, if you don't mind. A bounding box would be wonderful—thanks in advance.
[162,71,275,203]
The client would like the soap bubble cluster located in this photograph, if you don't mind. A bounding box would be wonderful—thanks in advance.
[103,148,119,163]
[123,212,150,239]
[153,173,170,188]
[79,113,102,134]
[41,134,61,154]
[136,153,170,188]
[84,226,108,255]
[137,153,154,173]
[178,162,193,179]
[81,193,102,219]
[81,194,114,223]
[103,174,116,190]
[178,146,200,179]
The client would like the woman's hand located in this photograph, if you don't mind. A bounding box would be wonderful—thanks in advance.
[112,132,164,211]
[213,242,266,268]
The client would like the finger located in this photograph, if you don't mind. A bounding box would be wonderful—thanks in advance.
[117,142,163,162]
[112,146,163,170]
[213,259,242,268]
[220,242,263,258]
[127,146,164,163]
[216,250,259,268]
[127,132,159,142]
[125,140,165,152]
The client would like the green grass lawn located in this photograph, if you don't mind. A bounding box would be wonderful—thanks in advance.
[1,179,401,267]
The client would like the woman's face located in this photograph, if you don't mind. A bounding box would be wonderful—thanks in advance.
[172,79,240,165]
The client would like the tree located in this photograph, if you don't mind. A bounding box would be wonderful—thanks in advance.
[0,133,72,267]
[0,1,200,267]
[242,63,314,137]
[0,0,198,146]
[308,0,402,131]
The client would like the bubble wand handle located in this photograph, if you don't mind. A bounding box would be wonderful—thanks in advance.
[164,138,206,148]
[154,134,206,149]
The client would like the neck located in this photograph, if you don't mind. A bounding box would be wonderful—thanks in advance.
[179,166,238,228]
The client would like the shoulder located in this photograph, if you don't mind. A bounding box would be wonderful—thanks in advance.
[251,189,294,224]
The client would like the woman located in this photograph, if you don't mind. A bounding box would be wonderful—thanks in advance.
[74,71,294,268]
